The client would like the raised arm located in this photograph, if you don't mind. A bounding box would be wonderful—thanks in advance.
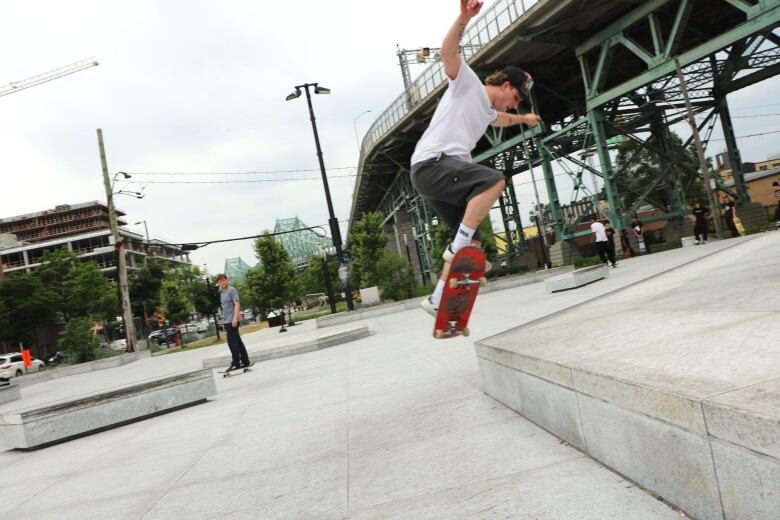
[442,0,483,80]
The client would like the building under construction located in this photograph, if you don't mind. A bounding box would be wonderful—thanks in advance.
[0,201,190,280]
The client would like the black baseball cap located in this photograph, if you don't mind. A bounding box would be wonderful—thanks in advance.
[503,66,533,108]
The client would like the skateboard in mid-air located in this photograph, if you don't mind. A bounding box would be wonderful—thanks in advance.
[218,361,255,378]
[433,246,487,339]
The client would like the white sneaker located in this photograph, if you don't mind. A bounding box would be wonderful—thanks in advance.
[420,296,438,317]
[442,244,493,272]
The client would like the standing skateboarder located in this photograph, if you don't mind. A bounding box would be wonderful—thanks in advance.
[411,0,542,316]
[216,273,251,371]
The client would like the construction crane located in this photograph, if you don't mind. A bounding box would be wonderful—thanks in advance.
[0,57,98,98]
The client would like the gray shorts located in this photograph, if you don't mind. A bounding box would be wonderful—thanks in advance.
[410,154,505,240]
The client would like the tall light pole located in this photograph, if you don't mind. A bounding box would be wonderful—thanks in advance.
[98,129,136,353]
[353,109,371,156]
[286,82,354,311]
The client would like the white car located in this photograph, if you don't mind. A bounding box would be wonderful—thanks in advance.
[109,339,127,351]
[0,353,45,380]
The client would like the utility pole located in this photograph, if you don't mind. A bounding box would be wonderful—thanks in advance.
[675,59,723,240]
[98,129,137,352]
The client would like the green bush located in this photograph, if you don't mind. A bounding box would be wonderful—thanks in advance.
[574,256,605,268]
[376,251,416,302]
[59,317,101,364]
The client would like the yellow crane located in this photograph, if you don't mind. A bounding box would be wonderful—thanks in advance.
[0,57,98,98]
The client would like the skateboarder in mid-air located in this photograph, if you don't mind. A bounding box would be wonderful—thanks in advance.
[411,0,542,316]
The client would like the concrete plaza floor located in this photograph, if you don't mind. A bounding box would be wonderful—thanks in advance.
[0,233,772,519]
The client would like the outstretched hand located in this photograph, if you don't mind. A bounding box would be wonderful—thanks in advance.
[524,113,542,126]
[460,0,484,20]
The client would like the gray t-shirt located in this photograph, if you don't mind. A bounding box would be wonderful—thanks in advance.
[220,286,240,323]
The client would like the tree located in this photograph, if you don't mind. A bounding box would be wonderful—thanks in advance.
[62,260,117,321]
[159,277,191,326]
[129,259,168,319]
[614,131,706,212]
[348,212,387,288]
[300,256,343,296]
[429,223,453,275]
[246,233,300,311]
[35,248,116,321]
[0,273,58,347]
[376,251,416,301]
[59,317,101,364]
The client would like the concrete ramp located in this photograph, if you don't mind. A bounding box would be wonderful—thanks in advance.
[477,234,780,520]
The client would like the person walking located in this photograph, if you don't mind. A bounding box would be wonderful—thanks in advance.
[413,0,542,316]
[691,200,710,244]
[604,219,617,266]
[721,194,740,237]
[216,273,252,371]
[590,216,616,268]
[772,181,780,228]
[631,214,650,254]
[619,228,635,258]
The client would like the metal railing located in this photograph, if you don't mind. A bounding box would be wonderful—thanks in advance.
[358,0,538,162]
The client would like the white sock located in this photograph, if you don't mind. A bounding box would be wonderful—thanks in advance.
[431,279,445,306]
[450,223,476,252]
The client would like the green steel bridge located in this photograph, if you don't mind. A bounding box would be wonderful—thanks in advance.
[350,0,780,282]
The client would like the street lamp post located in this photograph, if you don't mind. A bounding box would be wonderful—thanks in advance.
[353,110,371,156]
[286,82,354,311]
[319,247,337,314]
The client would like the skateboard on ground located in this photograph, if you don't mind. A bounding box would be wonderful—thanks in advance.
[433,246,487,339]
[217,361,255,378]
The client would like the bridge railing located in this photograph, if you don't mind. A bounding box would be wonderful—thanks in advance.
[359,0,538,161]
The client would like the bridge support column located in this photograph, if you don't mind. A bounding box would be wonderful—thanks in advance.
[393,211,425,285]
[588,109,624,228]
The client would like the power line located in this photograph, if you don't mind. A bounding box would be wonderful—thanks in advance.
[125,167,357,176]
[731,113,780,118]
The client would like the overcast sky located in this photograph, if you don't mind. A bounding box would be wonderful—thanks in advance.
[2,0,779,274]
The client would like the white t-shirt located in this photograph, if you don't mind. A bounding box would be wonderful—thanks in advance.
[590,221,607,242]
[410,58,497,165]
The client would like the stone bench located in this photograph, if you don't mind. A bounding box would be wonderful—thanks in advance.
[0,381,20,405]
[0,368,216,450]
[544,264,608,293]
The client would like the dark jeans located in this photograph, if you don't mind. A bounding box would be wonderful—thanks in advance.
[725,215,740,237]
[224,323,249,367]
[694,221,708,242]
[774,204,780,223]
[594,241,615,265]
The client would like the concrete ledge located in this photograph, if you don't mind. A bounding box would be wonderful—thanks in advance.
[0,381,20,405]
[202,324,370,369]
[0,368,216,449]
[476,344,780,520]
[14,350,151,388]
[317,267,574,328]
[544,264,608,293]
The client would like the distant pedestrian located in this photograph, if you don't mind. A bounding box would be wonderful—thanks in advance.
[216,274,251,371]
[604,220,617,267]
[631,214,650,254]
[721,194,740,237]
[773,181,780,228]
[691,200,710,244]
[590,216,616,267]
[620,229,635,258]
